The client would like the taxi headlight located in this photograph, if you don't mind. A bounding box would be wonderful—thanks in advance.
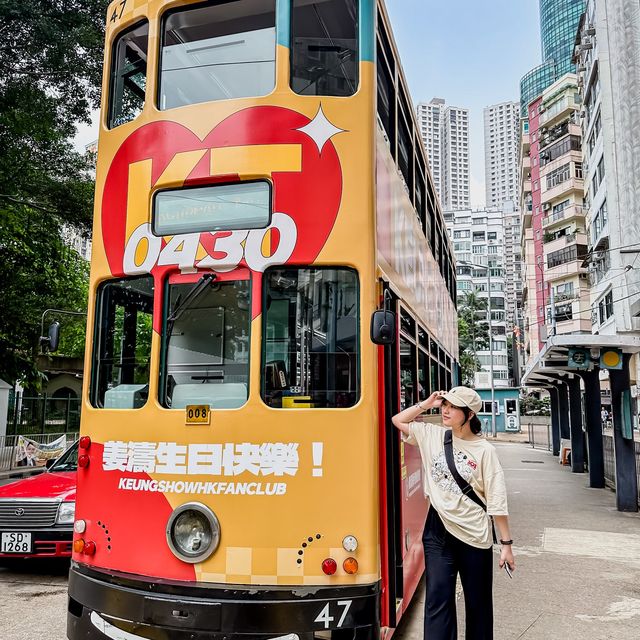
[57,501,76,524]
[166,503,220,563]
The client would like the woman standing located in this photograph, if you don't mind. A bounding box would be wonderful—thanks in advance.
[392,386,515,640]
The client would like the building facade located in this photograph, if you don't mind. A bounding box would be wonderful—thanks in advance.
[484,101,521,208]
[417,98,470,210]
[520,0,586,116]
[575,0,640,364]
[445,207,510,388]
[520,75,589,359]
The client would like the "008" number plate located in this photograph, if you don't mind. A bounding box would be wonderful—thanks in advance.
[185,405,211,425]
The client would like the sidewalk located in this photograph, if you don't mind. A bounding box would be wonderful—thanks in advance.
[396,439,640,640]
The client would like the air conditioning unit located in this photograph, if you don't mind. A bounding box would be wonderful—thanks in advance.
[542,203,551,211]
[539,105,546,113]
[580,273,590,281]
[586,27,596,36]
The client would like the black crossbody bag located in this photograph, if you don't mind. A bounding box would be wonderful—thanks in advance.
[443,429,497,544]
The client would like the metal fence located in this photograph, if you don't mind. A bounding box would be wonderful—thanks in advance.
[527,421,552,451]
[603,434,640,503]
[8,393,80,435]
[0,432,78,473]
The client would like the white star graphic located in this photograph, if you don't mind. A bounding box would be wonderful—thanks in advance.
[296,105,346,153]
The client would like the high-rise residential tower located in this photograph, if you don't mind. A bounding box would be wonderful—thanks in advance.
[416,98,444,201]
[484,101,520,208]
[417,98,470,210]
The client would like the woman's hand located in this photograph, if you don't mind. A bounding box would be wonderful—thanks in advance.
[423,390,445,410]
[499,545,515,573]
[391,390,445,435]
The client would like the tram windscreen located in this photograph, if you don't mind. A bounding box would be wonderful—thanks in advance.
[161,276,250,410]
[262,267,359,408]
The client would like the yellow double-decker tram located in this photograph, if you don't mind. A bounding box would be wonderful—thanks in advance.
[67,1,457,639]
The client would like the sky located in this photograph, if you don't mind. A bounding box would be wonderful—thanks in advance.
[75,1,543,207]
[385,0,542,207]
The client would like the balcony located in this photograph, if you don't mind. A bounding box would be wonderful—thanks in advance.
[539,97,581,128]
[543,231,588,252]
[542,176,584,203]
[545,260,588,282]
[541,205,585,228]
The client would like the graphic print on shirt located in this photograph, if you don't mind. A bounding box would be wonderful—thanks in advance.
[431,447,477,495]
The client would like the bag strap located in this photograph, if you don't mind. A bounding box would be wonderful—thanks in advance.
[443,430,497,544]
[443,430,486,511]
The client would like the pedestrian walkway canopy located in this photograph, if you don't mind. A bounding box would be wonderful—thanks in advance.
[521,334,640,512]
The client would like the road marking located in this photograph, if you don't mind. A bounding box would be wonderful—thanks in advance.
[576,597,640,622]
[543,528,640,565]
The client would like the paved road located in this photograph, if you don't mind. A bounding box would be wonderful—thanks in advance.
[0,559,68,640]
[1,440,639,639]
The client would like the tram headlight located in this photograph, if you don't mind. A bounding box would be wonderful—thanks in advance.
[166,503,220,563]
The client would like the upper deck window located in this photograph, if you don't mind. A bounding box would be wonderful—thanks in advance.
[291,0,358,96]
[262,267,359,409]
[108,21,148,129]
[159,0,276,110]
[91,276,154,409]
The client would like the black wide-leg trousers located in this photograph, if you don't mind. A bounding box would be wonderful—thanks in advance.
[422,506,494,640]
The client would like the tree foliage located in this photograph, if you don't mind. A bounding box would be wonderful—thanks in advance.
[457,293,490,385]
[0,0,108,386]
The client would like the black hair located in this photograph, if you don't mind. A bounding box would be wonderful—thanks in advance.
[461,406,482,435]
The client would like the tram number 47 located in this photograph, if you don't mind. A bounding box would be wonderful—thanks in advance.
[314,601,352,629]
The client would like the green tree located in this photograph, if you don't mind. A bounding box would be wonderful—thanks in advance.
[0,0,108,386]
[457,292,490,386]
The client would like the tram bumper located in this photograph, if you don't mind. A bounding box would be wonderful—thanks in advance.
[68,564,380,640]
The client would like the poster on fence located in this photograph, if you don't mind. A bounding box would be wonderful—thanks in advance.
[15,435,67,467]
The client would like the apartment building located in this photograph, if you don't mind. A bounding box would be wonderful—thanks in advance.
[417,99,470,210]
[445,207,510,387]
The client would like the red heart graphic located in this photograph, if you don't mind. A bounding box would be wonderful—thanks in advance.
[101,106,343,320]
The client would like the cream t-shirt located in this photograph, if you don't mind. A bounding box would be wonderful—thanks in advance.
[404,420,508,549]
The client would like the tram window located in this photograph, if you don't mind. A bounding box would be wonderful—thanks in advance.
[159,1,276,110]
[417,350,429,403]
[399,308,415,338]
[160,275,250,410]
[399,338,416,410]
[262,267,359,409]
[108,21,148,129]
[291,0,358,96]
[91,276,154,409]
[376,40,395,148]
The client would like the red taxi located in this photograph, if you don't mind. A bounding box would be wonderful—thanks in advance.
[0,441,77,558]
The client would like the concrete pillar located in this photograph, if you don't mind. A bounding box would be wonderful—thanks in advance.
[548,386,561,457]
[0,379,10,438]
[567,376,585,473]
[608,353,638,512]
[557,382,571,440]
[576,368,605,488]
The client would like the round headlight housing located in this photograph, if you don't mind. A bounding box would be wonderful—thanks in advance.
[166,503,220,563]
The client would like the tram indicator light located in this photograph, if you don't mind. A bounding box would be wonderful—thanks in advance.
[74,539,85,553]
[343,557,358,574]
[79,436,91,449]
[78,454,90,468]
[321,558,337,575]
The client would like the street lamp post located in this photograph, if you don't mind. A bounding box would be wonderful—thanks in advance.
[461,261,497,438]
